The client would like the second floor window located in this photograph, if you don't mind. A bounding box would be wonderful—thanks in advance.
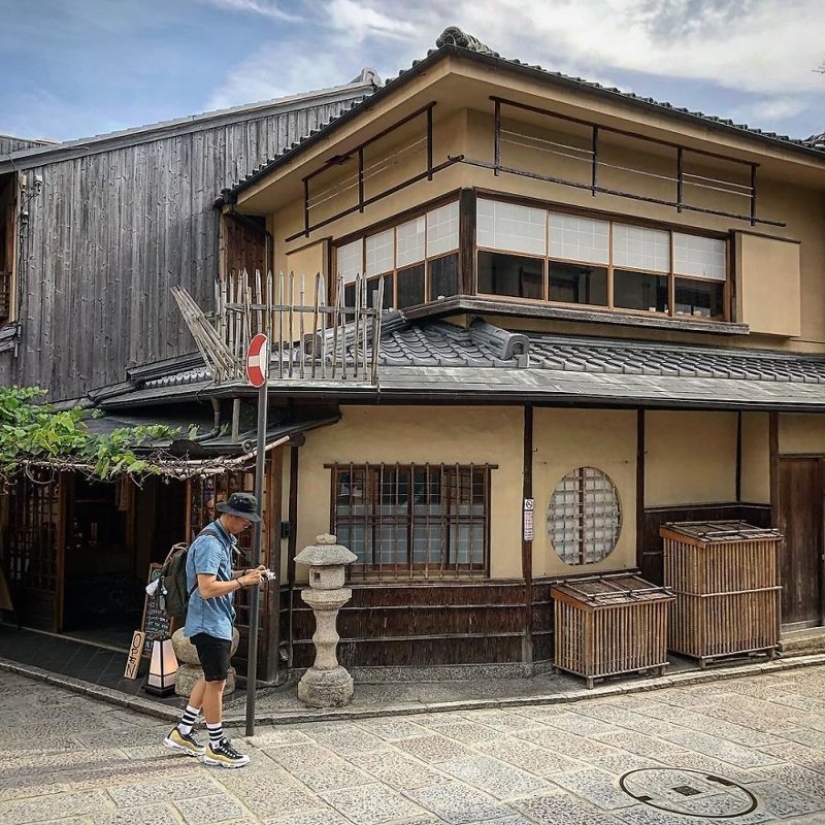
[477,198,727,320]
[334,201,460,311]
[331,462,491,580]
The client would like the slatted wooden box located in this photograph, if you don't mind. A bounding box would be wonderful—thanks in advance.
[551,574,674,689]
[661,521,783,667]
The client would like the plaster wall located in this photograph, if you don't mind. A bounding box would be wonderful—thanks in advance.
[645,411,737,506]
[779,413,825,454]
[532,408,637,577]
[290,405,524,581]
[741,412,770,504]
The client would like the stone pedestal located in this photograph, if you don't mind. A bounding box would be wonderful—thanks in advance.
[295,534,356,708]
[171,627,239,697]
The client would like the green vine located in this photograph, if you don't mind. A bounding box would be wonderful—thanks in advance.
[0,387,180,481]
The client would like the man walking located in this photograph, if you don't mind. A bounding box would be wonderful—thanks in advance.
[164,492,266,768]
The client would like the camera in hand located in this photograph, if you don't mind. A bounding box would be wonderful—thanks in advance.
[263,569,278,581]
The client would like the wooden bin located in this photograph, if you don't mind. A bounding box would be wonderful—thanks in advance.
[551,574,674,689]
[661,521,783,667]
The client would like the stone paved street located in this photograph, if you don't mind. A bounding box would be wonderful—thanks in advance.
[2,666,825,825]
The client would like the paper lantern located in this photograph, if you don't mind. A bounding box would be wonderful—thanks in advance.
[144,638,178,696]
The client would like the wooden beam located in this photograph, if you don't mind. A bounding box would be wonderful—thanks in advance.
[769,411,779,528]
[636,409,645,571]
[522,404,534,665]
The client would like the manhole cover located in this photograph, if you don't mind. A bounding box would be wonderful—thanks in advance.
[620,768,758,819]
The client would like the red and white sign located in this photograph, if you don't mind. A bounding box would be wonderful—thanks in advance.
[246,333,269,388]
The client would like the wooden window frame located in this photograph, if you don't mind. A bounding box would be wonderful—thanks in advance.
[328,462,493,581]
[475,195,730,322]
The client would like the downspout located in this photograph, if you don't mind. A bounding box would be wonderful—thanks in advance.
[225,202,273,275]
[193,397,221,442]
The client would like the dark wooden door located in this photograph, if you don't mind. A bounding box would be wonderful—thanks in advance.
[777,458,824,628]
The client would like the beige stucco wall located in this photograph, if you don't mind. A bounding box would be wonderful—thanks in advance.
[735,233,801,337]
[645,411,737,506]
[779,413,825,454]
[741,412,770,503]
[533,408,637,577]
[290,405,524,581]
[265,95,825,353]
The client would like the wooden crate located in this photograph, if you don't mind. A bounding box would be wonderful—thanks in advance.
[662,521,782,667]
[551,574,674,689]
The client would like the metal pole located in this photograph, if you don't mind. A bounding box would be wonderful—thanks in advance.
[245,373,269,737]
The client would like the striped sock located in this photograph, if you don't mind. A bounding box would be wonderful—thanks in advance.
[207,722,224,746]
[176,704,200,736]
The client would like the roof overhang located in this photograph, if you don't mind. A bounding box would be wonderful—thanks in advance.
[230,47,825,216]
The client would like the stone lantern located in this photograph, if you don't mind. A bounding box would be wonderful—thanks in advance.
[294,534,356,707]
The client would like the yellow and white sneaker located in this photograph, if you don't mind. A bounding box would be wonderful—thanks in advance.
[203,738,250,769]
[163,728,205,757]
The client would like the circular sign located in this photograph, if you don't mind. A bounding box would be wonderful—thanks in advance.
[620,768,758,819]
[246,333,269,388]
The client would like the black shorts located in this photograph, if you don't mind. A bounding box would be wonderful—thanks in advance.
[190,633,232,682]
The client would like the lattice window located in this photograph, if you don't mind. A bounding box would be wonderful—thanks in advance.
[4,471,60,590]
[330,463,491,580]
[548,467,622,565]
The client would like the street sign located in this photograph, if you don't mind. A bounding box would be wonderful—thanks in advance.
[246,333,269,388]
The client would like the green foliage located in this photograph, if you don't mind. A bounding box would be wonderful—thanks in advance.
[0,387,180,480]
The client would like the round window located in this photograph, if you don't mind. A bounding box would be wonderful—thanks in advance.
[547,466,622,565]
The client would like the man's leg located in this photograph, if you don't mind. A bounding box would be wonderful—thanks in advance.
[163,677,206,756]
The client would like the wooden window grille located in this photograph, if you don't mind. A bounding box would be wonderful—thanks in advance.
[4,471,60,591]
[548,466,621,565]
[330,463,491,580]
[0,270,10,321]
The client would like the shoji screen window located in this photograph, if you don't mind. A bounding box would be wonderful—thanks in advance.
[477,200,547,299]
[548,213,609,306]
[673,233,726,319]
[612,224,670,313]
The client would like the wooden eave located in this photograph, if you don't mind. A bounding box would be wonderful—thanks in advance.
[232,48,825,217]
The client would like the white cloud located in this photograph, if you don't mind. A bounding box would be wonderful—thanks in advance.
[732,97,811,129]
[195,0,303,22]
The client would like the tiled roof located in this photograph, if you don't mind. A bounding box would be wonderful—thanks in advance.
[106,317,825,412]
[225,28,825,202]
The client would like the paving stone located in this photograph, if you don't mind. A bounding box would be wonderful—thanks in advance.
[93,802,180,825]
[476,737,586,776]
[261,811,352,825]
[355,718,433,740]
[584,752,663,775]
[241,728,314,748]
[744,764,825,805]
[516,727,625,760]
[513,791,619,825]
[549,767,637,810]
[262,753,375,792]
[749,780,824,819]
[404,782,512,824]
[394,734,477,764]
[0,788,112,825]
[585,730,689,761]
[173,793,247,824]
[540,710,626,738]
[348,750,451,790]
[421,720,502,744]
[779,726,825,749]
[307,724,388,755]
[107,776,219,806]
[459,710,536,732]
[437,755,549,800]
[661,730,783,769]
[262,743,337,770]
[320,783,426,825]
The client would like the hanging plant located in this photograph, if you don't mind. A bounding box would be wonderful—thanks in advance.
[0,387,180,482]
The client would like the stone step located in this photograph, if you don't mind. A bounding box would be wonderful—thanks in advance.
[779,627,825,657]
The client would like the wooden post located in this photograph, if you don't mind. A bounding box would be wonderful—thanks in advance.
[522,405,533,665]
[769,412,779,528]
[636,409,646,573]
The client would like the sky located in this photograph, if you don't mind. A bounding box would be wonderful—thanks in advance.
[1,0,824,145]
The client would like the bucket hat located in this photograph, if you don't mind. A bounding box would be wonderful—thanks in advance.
[216,492,261,523]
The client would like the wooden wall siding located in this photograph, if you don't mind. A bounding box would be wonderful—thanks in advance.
[13,100,363,400]
[288,580,555,669]
[223,214,267,278]
[640,503,772,585]
[0,137,49,155]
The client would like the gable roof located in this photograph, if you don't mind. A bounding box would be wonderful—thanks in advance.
[0,70,381,173]
[221,27,825,205]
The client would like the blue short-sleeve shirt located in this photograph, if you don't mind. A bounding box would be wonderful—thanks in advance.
[184,519,237,641]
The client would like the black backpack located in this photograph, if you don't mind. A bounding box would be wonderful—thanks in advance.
[158,528,218,618]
